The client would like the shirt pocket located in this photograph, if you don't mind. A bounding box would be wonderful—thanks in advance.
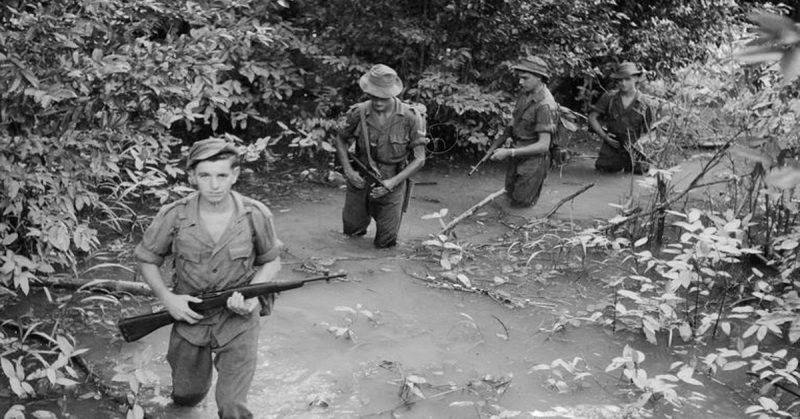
[377,133,409,161]
[228,242,254,275]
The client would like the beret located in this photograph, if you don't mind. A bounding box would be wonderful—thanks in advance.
[186,138,239,169]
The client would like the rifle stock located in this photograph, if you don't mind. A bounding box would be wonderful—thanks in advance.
[118,273,346,342]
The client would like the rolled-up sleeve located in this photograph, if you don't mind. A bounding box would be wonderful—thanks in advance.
[407,114,429,149]
[532,104,556,135]
[134,206,178,265]
[250,203,283,265]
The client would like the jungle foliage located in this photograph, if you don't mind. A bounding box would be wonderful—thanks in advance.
[3,0,800,417]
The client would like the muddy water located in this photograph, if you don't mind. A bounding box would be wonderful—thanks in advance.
[2,154,751,418]
[118,156,747,418]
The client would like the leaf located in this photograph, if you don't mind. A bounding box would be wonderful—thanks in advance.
[789,318,800,343]
[722,361,747,371]
[781,47,800,82]
[334,306,357,314]
[759,396,780,411]
[456,273,471,287]
[677,367,703,386]
[4,405,26,419]
[786,358,798,373]
[741,345,759,358]
[406,374,427,384]
[748,12,800,45]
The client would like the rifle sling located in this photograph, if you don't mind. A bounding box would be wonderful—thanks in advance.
[358,102,384,179]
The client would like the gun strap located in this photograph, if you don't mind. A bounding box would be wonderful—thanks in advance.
[358,102,383,179]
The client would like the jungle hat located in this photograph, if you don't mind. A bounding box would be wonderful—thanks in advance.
[610,62,643,79]
[359,64,403,99]
[186,138,239,169]
[511,56,550,81]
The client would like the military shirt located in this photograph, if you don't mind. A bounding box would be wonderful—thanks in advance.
[506,86,559,146]
[338,99,428,178]
[591,90,653,144]
[134,191,283,346]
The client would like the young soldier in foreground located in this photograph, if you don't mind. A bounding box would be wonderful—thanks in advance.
[134,138,283,419]
[334,64,428,248]
[589,62,654,174]
[486,56,559,207]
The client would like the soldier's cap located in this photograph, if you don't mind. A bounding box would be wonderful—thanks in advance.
[610,62,643,79]
[511,56,550,81]
[359,64,403,99]
[186,138,239,169]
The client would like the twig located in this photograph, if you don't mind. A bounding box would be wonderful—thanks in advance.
[491,314,510,341]
[541,183,595,219]
[440,188,506,234]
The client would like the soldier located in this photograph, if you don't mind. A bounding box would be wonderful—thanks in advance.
[589,62,654,174]
[334,64,428,248]
[134,138,283,419]
[486,55,559,207]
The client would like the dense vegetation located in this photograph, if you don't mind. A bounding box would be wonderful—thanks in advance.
[3,0,800,417]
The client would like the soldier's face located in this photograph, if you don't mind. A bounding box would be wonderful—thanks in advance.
[189,158,239,206]
[618,76,638,93]
[369,95,393,112]
[519,72,543,93]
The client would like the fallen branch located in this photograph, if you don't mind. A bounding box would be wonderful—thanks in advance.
[403,269,556,310]
[27,276,152,296]
[541,183,594,219]
[440,188,506,234]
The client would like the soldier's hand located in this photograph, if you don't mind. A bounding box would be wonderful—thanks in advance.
[604,133,620,149]
[164,292,204,324]
[227,291,259,316]
[490,148,511,161]
[370,186,389,199]
[345,169,366,189]
[370,178,397,199]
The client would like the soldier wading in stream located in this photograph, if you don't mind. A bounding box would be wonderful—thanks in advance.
[334,64,428,248]
[484,55,560,208]
[589,61,655,174]
[134,138,283,419]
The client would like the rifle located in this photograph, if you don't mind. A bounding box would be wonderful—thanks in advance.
[468,142,503,176]
[347,152,392,190]
[118,273,346,342]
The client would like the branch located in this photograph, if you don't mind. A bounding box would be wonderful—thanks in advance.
[440,188,506,234]
[597,131,744,233]
[542,183,594,219]
[30,276,153,296]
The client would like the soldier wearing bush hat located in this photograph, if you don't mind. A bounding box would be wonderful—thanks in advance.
[134,135,283,418]
[589,61,654,174]
[334,64,428,248]
[479,55,560,207]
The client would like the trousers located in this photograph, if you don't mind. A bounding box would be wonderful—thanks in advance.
[342,181,405,248]
[167,325,260,419]
[505,153,549,207]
